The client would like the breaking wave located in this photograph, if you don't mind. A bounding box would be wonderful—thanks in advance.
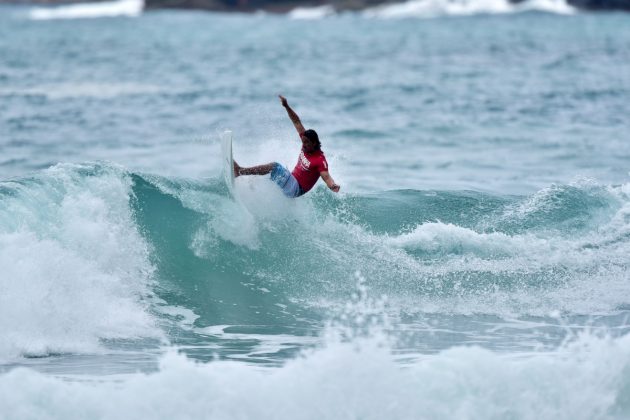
[2,162,630,360]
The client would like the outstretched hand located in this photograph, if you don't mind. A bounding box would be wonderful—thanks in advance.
[278,95,288,108]
[331,184,340,193]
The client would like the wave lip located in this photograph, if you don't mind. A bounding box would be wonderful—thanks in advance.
[29,0,143,20]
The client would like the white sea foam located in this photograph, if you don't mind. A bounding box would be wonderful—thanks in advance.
[363,0,574,18]
[387,221,552,257]
[149,170,313,253]
[515,0,575,13]
[288,5,336,19]
[0,163,161,361]
[29,0,143,20]
[0,331,628,419]
[195,175,316,251]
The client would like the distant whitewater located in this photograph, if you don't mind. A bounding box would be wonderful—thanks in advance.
[29,0,143,20]
[363,0,574,18]
[287,0,574,19]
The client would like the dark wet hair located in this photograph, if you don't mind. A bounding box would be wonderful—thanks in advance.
[303,129,321,150]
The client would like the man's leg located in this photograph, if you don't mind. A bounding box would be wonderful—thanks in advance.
[234,161,275,178]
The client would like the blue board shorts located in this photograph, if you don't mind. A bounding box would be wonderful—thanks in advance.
[270,163,304,198]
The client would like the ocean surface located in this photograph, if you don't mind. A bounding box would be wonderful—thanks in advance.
[1,2,630,418]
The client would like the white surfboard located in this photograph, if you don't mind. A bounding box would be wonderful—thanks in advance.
[220,130,235,196]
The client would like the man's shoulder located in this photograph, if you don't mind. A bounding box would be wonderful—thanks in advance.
[316,152,328,170]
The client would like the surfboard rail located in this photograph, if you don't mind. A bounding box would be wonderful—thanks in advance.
[220,130,235,196]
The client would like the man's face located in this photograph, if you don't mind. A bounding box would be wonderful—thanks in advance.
[301,134,317,153]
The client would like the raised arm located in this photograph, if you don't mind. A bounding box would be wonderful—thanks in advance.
[279,95,305,135]
[320,171,340,193]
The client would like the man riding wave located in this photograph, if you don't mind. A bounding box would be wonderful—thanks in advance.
[234,95,340,197]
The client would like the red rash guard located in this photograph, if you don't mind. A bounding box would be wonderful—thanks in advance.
[291,149,328,193]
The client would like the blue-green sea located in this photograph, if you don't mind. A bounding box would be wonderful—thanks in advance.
[2,2,630,418]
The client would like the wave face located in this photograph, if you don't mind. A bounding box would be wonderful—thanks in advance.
[2,162,630,363]
[144,173,630,318]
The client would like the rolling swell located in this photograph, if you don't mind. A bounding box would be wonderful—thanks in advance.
[2,162,630,359]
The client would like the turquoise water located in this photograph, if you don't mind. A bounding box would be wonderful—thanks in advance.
[2,5,630,419]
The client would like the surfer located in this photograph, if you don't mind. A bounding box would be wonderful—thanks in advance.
[233,95,340,197]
